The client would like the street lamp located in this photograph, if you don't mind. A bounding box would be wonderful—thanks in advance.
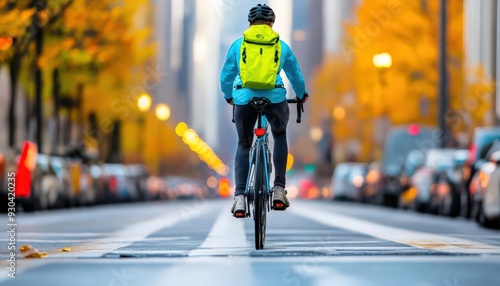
[372,52,393,69]
[136,93,152,161]
[372,52,393,160]
[155,104,171,121]
[137,93,152,112]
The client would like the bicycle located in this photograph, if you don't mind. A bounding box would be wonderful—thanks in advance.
[233,97,303,250]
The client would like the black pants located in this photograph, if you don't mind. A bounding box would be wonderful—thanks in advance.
[234,100,289,196]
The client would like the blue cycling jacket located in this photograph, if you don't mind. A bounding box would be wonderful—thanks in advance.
[220,37,307,105]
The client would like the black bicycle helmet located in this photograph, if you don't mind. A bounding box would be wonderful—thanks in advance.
[248,4,276,23]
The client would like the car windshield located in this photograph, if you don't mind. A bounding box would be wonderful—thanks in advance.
[90,165,102,178]
[475,128,500,160]
[333,164,349,185]
[424,150,456,169]
[50,157,64,175]
[404,151,425,175]
[382,127,438,176]
[36,155,50,173]
[348,165,366,177]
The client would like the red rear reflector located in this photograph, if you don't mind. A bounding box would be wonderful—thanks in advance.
[235,212,245,217]
[254,128,266,137]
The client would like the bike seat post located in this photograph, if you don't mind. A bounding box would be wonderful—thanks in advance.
[251,98,269,129]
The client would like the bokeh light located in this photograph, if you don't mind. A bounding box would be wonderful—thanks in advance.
[333,107,346,121]
[137,93,152,112]
[373,52,393,69]
[155,104,171,121]
[207,176,218,188]
[310,127,323,143]
[175,122,188,136]
[286,153,294,172]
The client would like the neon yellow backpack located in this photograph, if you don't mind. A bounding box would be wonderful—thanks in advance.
[239,25,282,90]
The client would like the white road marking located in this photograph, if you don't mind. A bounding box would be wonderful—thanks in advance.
[48,204,212,258]
[0,202,213,283]
[291,201,500,254]
[156,205,255,286]
[189,203,250,256]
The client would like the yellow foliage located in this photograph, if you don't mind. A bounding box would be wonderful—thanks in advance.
[312,0,484,160]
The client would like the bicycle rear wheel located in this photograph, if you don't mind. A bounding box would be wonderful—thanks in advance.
[254,144,267,250]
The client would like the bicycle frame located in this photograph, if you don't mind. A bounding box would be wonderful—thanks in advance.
[235,97,303,249]
[245,114,272,214]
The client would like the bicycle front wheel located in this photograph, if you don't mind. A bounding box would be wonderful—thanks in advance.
[253,143,267,250]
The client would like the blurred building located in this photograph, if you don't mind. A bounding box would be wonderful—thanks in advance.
[464,0,500,124]
[322,0,358,55]
[316,1,359,164]
[153,0,193,123]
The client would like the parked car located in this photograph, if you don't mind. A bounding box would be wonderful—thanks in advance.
[146,175,164,200]
[75,160,97,206]
[162,176,206,200]
[127,164,150,201]
[102,164,140,202]
[379,125,439,207]
[31,154,62,210]
[361,161,383,204]
[400,149,466,215]
[50,156,75,208]
[470,142,500,228]
[479,150,500,228]
[463,127,500,218]
[331,163,368,202]
[90,164,108,204]
[427,149,469,216]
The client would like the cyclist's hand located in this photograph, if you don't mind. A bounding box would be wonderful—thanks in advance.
[296,94,308,104]
[226,98,234,106]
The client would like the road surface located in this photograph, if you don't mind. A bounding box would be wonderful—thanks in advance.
[1,199,499,286]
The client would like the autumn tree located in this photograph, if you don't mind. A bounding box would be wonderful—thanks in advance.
[0,0,72,148]
[313,0,486,159]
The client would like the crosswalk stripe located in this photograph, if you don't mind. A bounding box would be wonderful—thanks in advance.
[151,205,255,286]
[46,202,213,258]
[189,203,250,256]
[0,203,214,282]
[290,201,500,254]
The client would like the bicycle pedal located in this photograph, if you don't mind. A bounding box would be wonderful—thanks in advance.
[272,202,287,211]
[233,211,247,218]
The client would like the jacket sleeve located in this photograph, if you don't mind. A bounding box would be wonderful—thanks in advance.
[220,41,240,101]
[281,41,307,99]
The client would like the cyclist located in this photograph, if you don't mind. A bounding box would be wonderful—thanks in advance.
[220,4,308,217]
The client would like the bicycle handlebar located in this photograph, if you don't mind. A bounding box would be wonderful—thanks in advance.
[286,99,304,124]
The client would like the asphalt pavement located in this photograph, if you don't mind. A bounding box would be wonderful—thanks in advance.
[1,199,499,286]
